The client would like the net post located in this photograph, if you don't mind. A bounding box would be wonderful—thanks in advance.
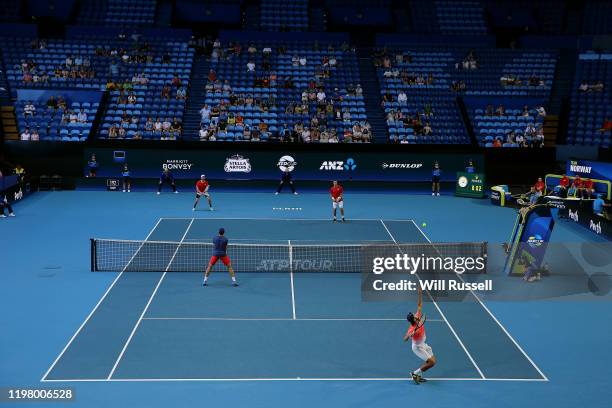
[90,238,97,272]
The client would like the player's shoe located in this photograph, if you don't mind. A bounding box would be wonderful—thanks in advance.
[8,213,15,217]
[333,218,337,222]
[432,192,435,196]
[174,191,179,194]
[293,192,298,195]
[127,189,131,192]
[410,372,422,385]
[209,207,214,211]
[202,281,208,286]
[0,214,6,218]
[156,192,160,195]
[232,282,239,287]
[274,192,279,195]
[122,189,126,192]
[192,207,195,211]
[418,377,427,383]
[342,218,346,222]
[436,192,440,196]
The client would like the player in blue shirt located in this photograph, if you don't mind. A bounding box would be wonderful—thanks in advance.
[121,164,131,192]
[157,168,178,195]
[431,162,441,196]
[0,194,15,217]
[203,228,238,286]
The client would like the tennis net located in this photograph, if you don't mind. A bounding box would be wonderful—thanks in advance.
[90,238,487,274]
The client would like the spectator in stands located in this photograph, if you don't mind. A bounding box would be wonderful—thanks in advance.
[397,91,407,105]
[515,132,525,147]
[171,74,182,88]
[536,106,546,117]
[246,61,256,72]
[127,93,136,105]
[485,104,494,116]
[199,104,211,123]
[77,108,87,123]
[496,105,506,116]
[423,122,433,136]
[23,101,35,118]
[600,118,612,134]
[535,126,545,147]
[170,117,182,138]
[521,105,531,117]
[46,96,57,110]
[118,126,127,139]
[20,127,31,141]
[161,84,171,100]
[493,138,502,147]
[176,86,187,100]
[153,118,162,136]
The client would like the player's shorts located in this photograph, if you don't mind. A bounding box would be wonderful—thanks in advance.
[332,199,344,209]
[123,176,131,183]
[412,341,434,361]
[196,191,210,198]
[209,255,231,266]
[432,175,440,183]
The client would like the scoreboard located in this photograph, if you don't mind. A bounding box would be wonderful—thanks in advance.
[455,172,485,198]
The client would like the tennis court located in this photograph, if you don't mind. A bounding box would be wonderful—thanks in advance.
[41,217,546,382]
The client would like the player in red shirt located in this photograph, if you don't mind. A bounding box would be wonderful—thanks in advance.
[193,174,213,211]
[330,180,345,222]
[572,175,583,198]
[559,174,570,189]
[534,177,546,194]
[583,178,594,199]
[404,285,436,384]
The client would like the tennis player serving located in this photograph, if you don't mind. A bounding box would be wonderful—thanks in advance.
[403,285,436,384]
[330,180,345,222]
[203,228,238,287]
[193,174,213,211]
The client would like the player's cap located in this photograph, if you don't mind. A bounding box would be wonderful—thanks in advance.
[201,174,206,179]
[218,228,225,235]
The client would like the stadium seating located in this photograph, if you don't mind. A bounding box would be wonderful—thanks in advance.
[469,104,545,147]
[77,0,156,27]
[197,41,368,142]
[582,0,612,35]
[567,53,611,148]
[260,0,309,31]
[15,99,97,142]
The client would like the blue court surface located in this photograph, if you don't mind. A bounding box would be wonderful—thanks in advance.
[1,190,611,408]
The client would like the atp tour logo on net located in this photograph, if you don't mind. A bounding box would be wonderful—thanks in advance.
[257,259,333,271]
[319,158,357,171]
[162,159,194,171]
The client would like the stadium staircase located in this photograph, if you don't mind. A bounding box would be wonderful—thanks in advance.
[356,48,388,143]
[182,55,210,139]
[1,106,18,140]
[549,48,578,144]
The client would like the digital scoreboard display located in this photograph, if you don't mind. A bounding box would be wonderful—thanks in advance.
[455,172,485,198]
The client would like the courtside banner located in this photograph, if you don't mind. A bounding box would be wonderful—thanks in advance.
[83,148,482,182]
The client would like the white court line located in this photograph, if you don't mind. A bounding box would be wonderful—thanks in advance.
[107,219,195,380]
[288,240,296,320]
[409,220,549,381]
[40,377,547,383]
[160,217,417,222]
[141,317,446,322]
[379,220,486,380]
[40,218,164,382]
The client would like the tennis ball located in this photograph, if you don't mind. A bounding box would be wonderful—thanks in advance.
[422,222,427,227]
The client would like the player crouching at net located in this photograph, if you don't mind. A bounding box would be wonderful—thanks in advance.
[330,180,345,222]
[193,174,213,211]
[404,285,436,384]
[157,168,178,195]
[203,228,238,287]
